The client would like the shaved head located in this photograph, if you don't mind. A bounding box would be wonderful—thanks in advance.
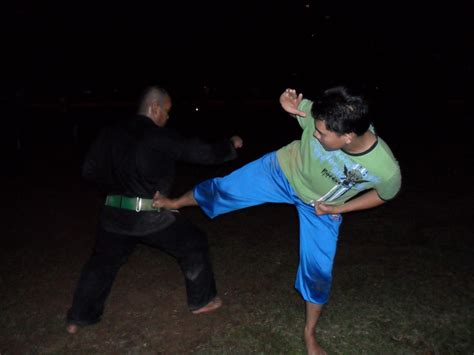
[137,86,170,114]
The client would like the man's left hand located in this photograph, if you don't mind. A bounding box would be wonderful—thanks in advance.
[314,202,340,216]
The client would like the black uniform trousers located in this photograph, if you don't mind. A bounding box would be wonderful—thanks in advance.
[67,213,217,325]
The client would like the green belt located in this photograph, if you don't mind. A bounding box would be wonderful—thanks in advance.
[105,195,160,212]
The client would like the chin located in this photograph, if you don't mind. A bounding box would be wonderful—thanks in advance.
[321,144,336,152]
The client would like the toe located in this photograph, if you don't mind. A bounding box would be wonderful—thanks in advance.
[66,324,78,334]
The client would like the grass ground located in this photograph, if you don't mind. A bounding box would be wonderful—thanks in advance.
[1,119,472,354]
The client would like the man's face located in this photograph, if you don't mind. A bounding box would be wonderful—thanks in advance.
[152,98,172,127]
[313,119,349,151]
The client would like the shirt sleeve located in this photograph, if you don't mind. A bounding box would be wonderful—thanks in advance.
[146,129,238,165]
[375,169,402,201]
[176,137,238,165]
[295,99,315,130]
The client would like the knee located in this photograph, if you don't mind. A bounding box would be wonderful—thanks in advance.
[184,227,210,251]
[87,250,131,270]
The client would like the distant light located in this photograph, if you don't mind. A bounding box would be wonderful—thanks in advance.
[195,107,199,111]
[305,4,310,8]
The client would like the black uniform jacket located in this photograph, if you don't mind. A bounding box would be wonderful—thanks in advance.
[82,114,237,236]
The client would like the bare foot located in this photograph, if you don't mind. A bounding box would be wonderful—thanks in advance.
[304,328,327,355]
[191,296,223,314]
[66,323,78,334]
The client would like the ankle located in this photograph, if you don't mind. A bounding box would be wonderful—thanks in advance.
[168,198,179,209]
[304,325,316,334]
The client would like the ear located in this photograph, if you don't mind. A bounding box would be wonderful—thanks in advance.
[344,133,354,144]
[147,101,155,112]
[150,102,160,115]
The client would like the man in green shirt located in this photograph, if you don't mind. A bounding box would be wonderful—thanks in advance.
[153,86,401,354]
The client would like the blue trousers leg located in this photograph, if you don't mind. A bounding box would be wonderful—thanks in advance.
[194,151,342,304]
[295,203,342,304]
[194,152,294,217]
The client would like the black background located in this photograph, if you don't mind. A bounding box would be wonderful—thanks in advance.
[2,0,472,165]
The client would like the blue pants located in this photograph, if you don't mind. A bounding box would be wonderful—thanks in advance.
[194,152,342,304]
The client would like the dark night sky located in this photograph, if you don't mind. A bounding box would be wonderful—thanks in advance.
[0,0,471,176]
[0,2,469,151]
[7,1,472,99]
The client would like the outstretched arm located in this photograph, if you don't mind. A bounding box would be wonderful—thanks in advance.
[279,88,306,117]
[314,189,385,216]
[152,136,243,210]
[153,190,198,210]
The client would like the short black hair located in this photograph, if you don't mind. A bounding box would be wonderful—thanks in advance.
[311,86,370,136]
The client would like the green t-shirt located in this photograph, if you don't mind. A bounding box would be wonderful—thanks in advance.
[277,99,401,205]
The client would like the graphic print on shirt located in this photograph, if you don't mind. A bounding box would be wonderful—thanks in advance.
[310,139,380,203]
[318,164,369,202]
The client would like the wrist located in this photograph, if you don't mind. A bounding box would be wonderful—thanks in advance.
[335,204,347,214]
[171,199,181,209]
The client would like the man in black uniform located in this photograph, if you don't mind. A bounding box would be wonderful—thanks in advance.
[66,86,243,334]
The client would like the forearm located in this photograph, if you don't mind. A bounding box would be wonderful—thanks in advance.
[182,139,237,165]
[336,189,385,214]
[170,190,198,209]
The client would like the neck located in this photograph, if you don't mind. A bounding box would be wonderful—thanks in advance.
[344,131,377,154]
